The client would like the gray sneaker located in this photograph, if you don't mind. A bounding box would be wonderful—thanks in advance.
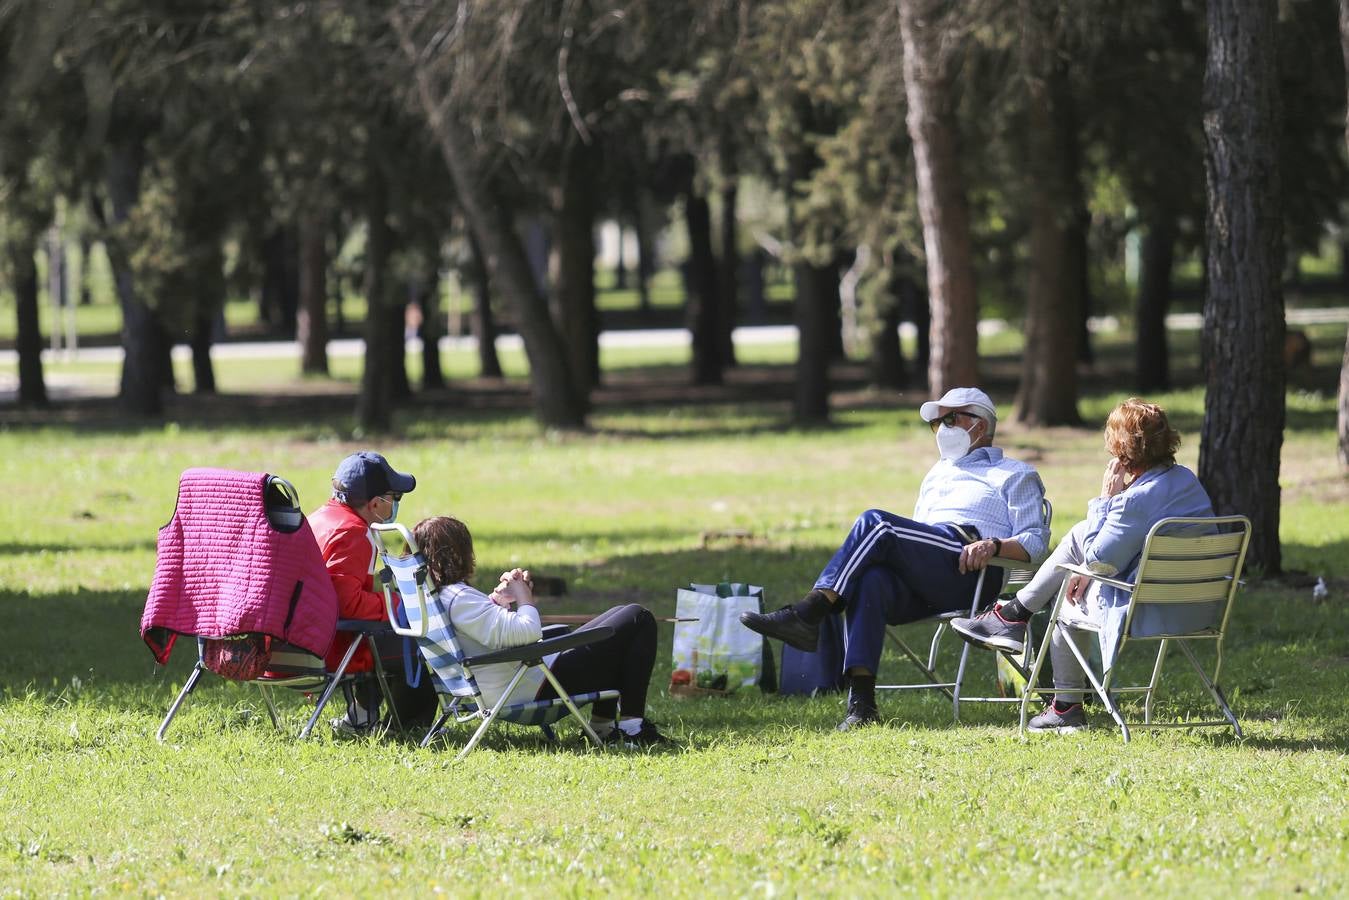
[330,716,379,739]
[950,606,1028,655]
[1027,702,1088,734]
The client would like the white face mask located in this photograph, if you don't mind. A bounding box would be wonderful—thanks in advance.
[935,423,974,460]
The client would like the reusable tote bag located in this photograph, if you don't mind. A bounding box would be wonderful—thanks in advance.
[670,582,769,695]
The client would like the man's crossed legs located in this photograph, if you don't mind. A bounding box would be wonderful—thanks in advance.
[741,508,998,730]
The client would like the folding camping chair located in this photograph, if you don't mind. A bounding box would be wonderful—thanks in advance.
[155,624,403,741]
[1018,515,1251,742]
[153,476,403,742]
[370,523,621,761]
[877,499,1053,722]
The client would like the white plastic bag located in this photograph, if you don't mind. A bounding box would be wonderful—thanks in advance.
[670,582,765,694]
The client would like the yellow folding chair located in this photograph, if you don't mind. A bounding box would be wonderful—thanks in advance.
[1019,515,1251,742]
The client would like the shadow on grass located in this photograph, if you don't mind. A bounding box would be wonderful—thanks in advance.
[0,538,159,555]
[6,538,1348,755]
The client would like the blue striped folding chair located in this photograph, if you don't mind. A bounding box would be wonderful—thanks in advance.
[370,523,620,761]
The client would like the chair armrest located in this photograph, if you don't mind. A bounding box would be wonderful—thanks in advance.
[335,618,392,635]
[1053,563,1135,592]
[466,625,615,667]
[541,624,572,640]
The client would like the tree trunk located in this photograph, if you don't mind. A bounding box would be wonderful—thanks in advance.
[718,169,740,368]
[467,234,503,379]
[388,300,411,402]
[397,20,586,428]
[1135,214,1177,392]
[9,234,48,408]
[897,0,979,395]
[79,234,93,306]
[420,269,445,391]
[1070,200,1093,367]
[261,226,300,339]
[1338,0,1349,471]
[105,137,164,417]
[357,166,396,434]
[297,211,330,376]
[869,289,905,391]
[554,151,600,392]
[188,236,224,395]
[794,261,833,424]
[635,188,655,315]
[1199,0,1285,574]
[190,307,215,394]
[685,186,724,386]
[1015,10,1082,427]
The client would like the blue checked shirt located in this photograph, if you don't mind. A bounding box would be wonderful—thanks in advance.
[911,447,1049,564]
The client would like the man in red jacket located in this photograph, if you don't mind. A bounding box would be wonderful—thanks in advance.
[309,451,417,736]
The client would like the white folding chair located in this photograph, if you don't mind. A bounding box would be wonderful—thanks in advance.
[1019,515,1251,742]
[878,500,1053,722]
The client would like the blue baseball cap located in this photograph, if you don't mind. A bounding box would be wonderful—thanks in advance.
[332,451,416,505]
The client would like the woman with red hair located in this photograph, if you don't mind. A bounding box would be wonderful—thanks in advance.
[951,398,1215,733]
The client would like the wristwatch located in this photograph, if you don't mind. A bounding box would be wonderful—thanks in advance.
[990,538,1003,556]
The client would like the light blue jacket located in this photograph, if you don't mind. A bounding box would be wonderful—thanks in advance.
[1081,463,1215,663]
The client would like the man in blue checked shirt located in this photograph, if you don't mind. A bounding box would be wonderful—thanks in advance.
[741,387,1049,731]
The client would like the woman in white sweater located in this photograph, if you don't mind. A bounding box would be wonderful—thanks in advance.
[413,515,669,747]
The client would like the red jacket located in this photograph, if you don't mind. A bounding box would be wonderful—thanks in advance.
[308,499,387,672]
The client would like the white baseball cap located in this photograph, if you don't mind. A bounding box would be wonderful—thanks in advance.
[919,387,998,424]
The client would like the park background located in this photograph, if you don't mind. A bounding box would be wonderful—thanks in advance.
[2,0,1349,895]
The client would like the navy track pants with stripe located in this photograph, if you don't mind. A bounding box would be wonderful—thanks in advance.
[813,508,1001,674]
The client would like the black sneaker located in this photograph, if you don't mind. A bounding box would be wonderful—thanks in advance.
[739,604,820,652]
[605,719,672,748]
[836,699,880,731]
[950,606,1028,655]
[1027,702,1088,734]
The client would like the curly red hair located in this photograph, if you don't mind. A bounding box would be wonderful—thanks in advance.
[1104,398,1180,472]
[414,516,476,588]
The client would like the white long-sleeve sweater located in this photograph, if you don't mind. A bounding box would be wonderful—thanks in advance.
[437,582,546,707]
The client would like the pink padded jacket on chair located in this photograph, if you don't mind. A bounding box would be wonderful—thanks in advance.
[141,468,339,663]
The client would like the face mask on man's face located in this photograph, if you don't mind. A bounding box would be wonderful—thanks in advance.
[384,498,399,523]
[935,422,974,460]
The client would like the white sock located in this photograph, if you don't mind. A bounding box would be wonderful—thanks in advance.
[617,717,644,736]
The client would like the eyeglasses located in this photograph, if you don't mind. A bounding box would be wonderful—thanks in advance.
[928,411,982,432]
[381,493,403,502]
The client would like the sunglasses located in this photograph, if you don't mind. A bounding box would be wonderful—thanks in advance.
[929,411,982,431]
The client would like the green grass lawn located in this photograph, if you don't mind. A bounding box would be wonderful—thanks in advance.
[1,355,1347,895]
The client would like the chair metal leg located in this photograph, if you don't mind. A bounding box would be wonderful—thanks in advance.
[1062,628,1130,742]
[256,683,281,729]
[156,662,207,743]
[1175,640,1243,739]
[1020,590,1064,737]
[537,664,607,749]
[299,635,362,739]
[364,635,404,734]
[926,623,948,670]
[421,707,454,749]
[883,628,955,698]
[455,664,533,761]
[952,641,972,722]
[1144,639,1170,725]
